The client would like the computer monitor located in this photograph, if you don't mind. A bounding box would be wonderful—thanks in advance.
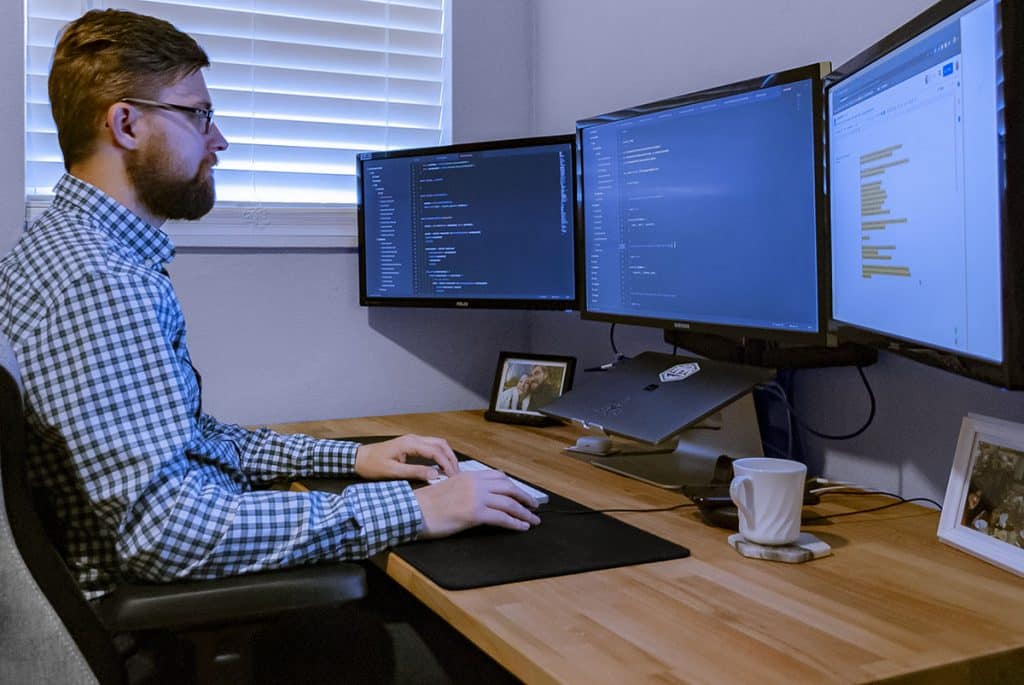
[827,0,1024,389]
[357,135,578,309]
[577,62,830,347]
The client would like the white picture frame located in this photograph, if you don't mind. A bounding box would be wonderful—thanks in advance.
[937,413,1024,577]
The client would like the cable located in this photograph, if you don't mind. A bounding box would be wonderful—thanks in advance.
[802,491,942,523]
[542,502,698,516]
[541,490,941,522]
[816,488,942,510]
[757,365,876,441]
[584,323,629,372]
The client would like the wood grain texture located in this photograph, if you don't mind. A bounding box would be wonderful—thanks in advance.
[269,410,1024,684]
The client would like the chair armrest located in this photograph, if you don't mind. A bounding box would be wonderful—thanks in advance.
[97,563,367,632]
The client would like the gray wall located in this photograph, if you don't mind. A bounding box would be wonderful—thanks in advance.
[0,1,24,258]
[527,0,1024,503]
[169,0,538,425]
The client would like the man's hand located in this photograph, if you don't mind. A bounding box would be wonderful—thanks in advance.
[354,434,459,481]
[414,470,541,538]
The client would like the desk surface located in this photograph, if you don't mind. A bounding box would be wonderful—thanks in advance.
[270,410,1024,685]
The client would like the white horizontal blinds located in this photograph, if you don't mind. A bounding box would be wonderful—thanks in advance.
[25,0,84,196]
[26,0,447,205]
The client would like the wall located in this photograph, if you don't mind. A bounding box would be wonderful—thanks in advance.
[169,0,539,425]
[527,0,1024,502]
[0,2,24,257]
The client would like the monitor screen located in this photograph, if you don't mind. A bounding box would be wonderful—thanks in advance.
[357,135,577,309]
[577,63,829,344]
[827,0,1023,387]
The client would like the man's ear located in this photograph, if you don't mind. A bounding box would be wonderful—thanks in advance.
[105,102,143,150]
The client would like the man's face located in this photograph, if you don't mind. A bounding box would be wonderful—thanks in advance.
[527,366,547,390]
[126,70,228,221]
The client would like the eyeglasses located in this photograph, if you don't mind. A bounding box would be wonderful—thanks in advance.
[121,97,215,135]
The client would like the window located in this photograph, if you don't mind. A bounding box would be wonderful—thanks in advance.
[25,0,451,247]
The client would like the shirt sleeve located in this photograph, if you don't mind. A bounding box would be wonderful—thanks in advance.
[196,414,362,481]
[31,269,422,585]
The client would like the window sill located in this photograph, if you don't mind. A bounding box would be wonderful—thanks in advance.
[25,201,358,249]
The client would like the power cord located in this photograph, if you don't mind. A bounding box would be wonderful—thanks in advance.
[584,323,629,372]
[798,485,942,524]
[757,365,876,441]
[542,502,698,516]
[541,486,941,520]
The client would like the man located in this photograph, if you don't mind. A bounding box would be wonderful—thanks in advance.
[523,364,557,410]
[0,8,538,674]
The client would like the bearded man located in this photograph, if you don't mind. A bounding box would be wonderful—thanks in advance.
[0,8,537,682]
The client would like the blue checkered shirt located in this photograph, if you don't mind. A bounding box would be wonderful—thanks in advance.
[0,174,423,599]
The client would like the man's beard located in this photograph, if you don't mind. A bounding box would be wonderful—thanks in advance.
[126,134,217,221]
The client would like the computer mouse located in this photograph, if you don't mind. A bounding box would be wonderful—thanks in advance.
[574,436,613,454]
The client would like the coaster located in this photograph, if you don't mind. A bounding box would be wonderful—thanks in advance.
[727,532,832,563]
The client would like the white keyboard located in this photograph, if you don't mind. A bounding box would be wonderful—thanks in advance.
[429,459,549,504]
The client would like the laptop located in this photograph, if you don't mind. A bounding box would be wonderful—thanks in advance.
[539,351,774,445]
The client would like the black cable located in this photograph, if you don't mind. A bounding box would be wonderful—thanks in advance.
[803,493,941,522]
[541,492,940,520]
[583,323,629,371]
[816,489,943,510]
[542,502,697,516]
[758,365,876,441]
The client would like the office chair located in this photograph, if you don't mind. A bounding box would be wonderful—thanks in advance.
[0,334,369,684]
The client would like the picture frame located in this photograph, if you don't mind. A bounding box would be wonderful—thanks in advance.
[484,351,576,426]
[937,413,1024,577]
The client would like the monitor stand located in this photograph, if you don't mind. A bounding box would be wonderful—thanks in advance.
[589,393,762,489]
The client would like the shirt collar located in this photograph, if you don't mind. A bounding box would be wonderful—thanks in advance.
[51,173,176,267]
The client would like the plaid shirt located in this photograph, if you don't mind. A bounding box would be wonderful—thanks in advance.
[0,174,422,599]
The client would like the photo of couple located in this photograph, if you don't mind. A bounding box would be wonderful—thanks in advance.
[494,359,567,414]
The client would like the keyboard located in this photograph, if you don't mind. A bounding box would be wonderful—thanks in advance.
[429,459,549,504]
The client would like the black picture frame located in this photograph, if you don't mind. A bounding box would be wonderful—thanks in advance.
[484,351,576,426]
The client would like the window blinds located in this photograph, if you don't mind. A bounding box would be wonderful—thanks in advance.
[25,0,450,246]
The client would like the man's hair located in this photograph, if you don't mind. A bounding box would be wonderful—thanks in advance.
[48,9,210,170]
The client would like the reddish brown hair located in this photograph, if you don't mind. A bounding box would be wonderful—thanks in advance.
[48,9,209,169]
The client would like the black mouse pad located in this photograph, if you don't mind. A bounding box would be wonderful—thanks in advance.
[393,490,690,590]
[332,436,690,590]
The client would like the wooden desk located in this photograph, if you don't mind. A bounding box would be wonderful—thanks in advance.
[270,410,1024,684]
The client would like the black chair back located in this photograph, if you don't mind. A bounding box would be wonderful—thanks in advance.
[0,334,124,683]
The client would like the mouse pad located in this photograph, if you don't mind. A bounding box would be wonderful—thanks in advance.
[329,436,691,590]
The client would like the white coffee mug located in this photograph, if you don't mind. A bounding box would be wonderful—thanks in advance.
[729,457,807,545]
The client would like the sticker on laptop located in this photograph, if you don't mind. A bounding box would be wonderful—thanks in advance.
[659,362,700,383]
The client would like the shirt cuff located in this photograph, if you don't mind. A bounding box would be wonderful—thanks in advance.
[309,438,361,476]
[344,480,424,555]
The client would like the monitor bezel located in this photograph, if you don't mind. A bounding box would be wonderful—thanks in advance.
[825,0,1024,389]
[356,134,579,310]
[574,62,832,345]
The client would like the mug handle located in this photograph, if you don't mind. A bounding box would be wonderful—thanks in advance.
[729,475,755,530]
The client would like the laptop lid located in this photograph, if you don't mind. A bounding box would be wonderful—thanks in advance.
[539,351,774,444]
